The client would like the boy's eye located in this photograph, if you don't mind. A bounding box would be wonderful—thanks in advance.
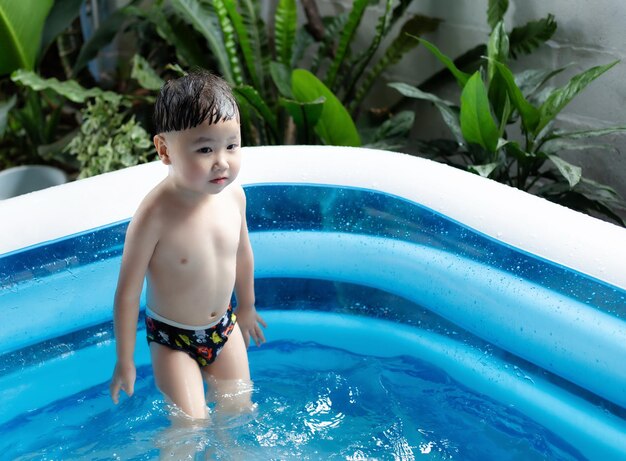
[198,147,212,154]
[227,143,239,151]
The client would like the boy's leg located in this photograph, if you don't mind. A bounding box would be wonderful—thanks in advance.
[150,342,208,419]
[202,323,254,413]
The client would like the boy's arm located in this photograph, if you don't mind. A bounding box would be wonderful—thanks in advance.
[110,204,160,403]
[234,186,266,347]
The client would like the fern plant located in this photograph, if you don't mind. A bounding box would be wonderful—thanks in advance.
[164,0,439,149]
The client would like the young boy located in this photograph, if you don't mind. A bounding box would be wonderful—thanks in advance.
[109,70,266,420]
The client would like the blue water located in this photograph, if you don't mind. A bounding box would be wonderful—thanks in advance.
[0,336,582,460]
[1,184,625,459]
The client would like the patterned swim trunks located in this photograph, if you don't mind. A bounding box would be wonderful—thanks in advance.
[145,306,237,367]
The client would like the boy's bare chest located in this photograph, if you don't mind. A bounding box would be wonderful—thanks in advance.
[155,203,241,264]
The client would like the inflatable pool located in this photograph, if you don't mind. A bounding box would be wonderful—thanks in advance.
[1,146,625,459]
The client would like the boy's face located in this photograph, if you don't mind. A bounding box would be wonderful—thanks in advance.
[154,118,242,196]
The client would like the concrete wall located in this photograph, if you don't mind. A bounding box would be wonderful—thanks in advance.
[315,0,626,218]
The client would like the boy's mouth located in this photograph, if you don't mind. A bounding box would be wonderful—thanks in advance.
[210,177,228,184]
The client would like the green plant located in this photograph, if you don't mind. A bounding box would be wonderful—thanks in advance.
[1,0,174,170]
[158,0,439,148]
[0,0,54,75]
[391,1,626,225]
[65,96,153,178]
[10,69,155,177]
[0,86,70,169]
[0,0,90,169]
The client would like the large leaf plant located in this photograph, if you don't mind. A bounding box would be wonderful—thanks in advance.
[2,0,161,174]
[0,0,127,171]
[390,0,626,225]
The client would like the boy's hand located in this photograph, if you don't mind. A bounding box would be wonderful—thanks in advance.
[237,305,267,348]
[110,361,136,404]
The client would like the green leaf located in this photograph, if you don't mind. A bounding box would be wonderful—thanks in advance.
[279,96,324,143]
[541,139,618,156]
[238,0,269,88]
[223,0,262,89]
[389,0,416,30]
[39,0,83,60]
[292,69,360,147]
[515,67,568,99]
[504,140,535,161]
[11,69,122,104]
[274,0,297,68]
[487,0,509,29]
[547,154,582,187]
[487,21,509,81]
[435,103,464,146]
[233,85,278,140]
[148,6,205,68]
[270,61,293,98]
[310,14,348,75]
[498,97,512,138]
[213,0,243,85]
[292,21,315,66]
[166,63,187,77]
[546,126,626,141]
[72,5,142,76]
[469,162,500,177]
[131,55,164,91]
[488,70,509,130]
[390,82,464,145]
[509,14,557,59]
[493,60,540,133]
[325,0,369,91]
[344,0,394,103]
[370,110,415,143]
[351,15,440,112]
[415,36,470,88]
[279,97,324,126]
[0,0,53,74]
[171,0,233,83]
[0,95,17,137]
[536,60,619,136]
[579,177,624,204]
[389,82,454,106]
[460,72,499,153]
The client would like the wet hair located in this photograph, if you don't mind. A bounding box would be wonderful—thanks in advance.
[153,70,239,134]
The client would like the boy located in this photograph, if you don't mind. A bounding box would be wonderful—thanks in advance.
[109,70,266,420]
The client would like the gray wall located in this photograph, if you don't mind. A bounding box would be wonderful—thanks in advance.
[317,0,626,218]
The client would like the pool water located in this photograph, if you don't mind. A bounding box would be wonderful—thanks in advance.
[0,336,582,461]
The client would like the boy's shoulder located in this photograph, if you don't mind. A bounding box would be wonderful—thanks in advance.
[131,179,171,226]
[228,182,247,208]
[139,179,170,211]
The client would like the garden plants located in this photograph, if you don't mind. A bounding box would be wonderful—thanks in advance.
[391,0,626,225]
[163,0,439,147]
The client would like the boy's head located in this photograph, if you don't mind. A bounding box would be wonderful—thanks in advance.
[153,70,239,135]
[153,71,242,195]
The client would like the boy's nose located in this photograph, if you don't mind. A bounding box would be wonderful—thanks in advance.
[213,154,228,170]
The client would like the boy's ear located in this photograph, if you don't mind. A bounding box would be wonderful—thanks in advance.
[154,134,171,165]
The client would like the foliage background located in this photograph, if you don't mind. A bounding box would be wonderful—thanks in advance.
[339,0,626,221]
[1,0,625,223]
